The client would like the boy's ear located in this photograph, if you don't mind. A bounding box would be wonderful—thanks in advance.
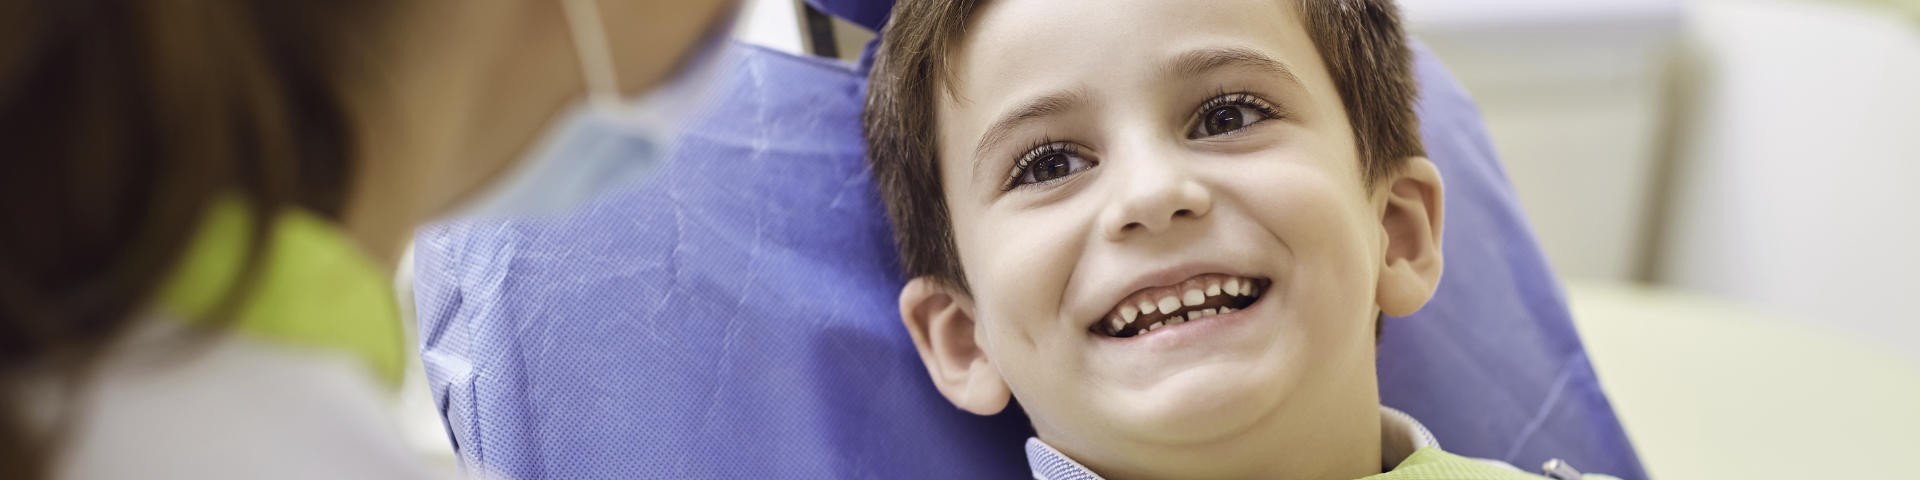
[899,277,1011,416]
[1375,157,1445,317]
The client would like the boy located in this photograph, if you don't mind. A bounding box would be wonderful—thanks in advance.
[863,0,1608,478]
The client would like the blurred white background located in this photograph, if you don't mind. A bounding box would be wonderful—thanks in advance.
[1400,0,1920,363]
[1395,1,1920,477]
[723,0,1920,477]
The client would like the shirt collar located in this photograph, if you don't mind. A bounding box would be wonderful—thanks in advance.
[1025,406,1438,480]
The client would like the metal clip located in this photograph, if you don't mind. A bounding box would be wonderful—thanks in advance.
[1541,458,1583,480]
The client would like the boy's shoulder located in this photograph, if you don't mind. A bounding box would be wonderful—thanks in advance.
[1025,407,1622,480]
[1367,448,1620,480]
[1025,443,1606,480]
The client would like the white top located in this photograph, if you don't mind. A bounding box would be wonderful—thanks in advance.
[42,320,441,480]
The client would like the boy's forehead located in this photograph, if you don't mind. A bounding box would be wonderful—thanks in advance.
[942,0,1317,99]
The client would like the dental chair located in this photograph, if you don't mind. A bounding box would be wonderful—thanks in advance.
[411,2,1648,478]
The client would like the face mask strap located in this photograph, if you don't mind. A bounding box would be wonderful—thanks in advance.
[560,0,622,111]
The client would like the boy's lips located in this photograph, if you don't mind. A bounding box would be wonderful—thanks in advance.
[1090,272,1270,338]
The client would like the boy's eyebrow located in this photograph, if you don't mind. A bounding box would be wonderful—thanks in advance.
[972,88,1090,177]
[1164,46,1304,90]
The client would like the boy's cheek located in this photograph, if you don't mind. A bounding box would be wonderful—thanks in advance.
[957,210,1089,312]
[976,315,1093,426]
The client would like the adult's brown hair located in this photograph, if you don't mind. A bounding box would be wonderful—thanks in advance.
[0,2,378,477]
[863,0,1423,291]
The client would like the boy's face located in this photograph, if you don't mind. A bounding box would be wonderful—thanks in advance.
[899,0,1443,476]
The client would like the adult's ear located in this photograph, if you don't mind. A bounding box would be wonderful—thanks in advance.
[1375,157,1445,317]
[899,277,1011,415]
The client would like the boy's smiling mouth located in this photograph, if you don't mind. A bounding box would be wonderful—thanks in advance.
[1094,274,1269,338]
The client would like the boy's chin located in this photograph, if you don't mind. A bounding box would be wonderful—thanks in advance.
[1098,363,1298,442]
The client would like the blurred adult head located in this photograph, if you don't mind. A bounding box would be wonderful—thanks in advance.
[0,1,738,476]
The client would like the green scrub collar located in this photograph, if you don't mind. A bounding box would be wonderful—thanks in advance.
[155,198,405,386]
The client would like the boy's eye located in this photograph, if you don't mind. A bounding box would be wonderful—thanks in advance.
[1030,153,1075,182]
[1200,105,1252,135]
[1005,143,1094,190]
[1189,93,1283,139]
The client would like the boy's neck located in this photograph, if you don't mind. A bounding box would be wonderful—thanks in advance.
[1047,387,1385,480]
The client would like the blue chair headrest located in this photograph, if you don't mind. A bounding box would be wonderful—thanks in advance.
[414,41,1646,479]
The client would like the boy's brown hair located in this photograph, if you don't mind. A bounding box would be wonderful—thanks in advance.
[864,0,1423,290]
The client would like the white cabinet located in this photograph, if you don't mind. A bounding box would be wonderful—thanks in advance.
[1400,0,1685,281]
[1656,0,1920,358]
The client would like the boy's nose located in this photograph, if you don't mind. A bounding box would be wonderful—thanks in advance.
[1098,150,1213,241]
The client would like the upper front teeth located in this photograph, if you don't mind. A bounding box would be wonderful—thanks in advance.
[1157,296,1181,314]
[1100,274,1265,338]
